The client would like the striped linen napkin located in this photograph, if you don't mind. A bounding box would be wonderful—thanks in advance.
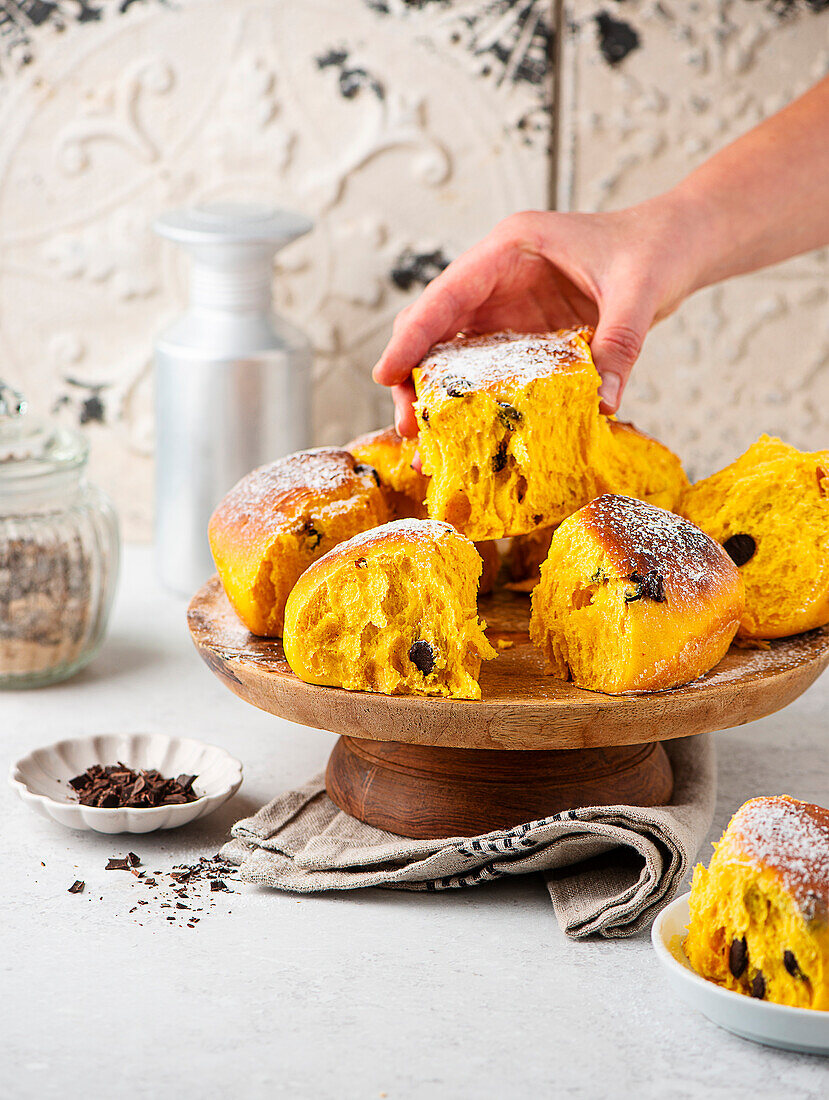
[221,734,714,938]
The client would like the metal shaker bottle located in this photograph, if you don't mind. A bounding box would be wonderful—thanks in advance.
[153,202,312,595]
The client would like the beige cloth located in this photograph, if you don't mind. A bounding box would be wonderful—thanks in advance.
[221,735,715,938]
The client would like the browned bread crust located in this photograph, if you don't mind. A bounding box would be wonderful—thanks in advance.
[530,495,744,693]
[208,448,389,636]
[347,424,500,593]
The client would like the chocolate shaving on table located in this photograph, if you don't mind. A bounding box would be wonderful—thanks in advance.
[68,763,199,808]
[71,854,239,929]
[105,852,141,871]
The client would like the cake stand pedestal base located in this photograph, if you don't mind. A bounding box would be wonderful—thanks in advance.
[325,736,675,839]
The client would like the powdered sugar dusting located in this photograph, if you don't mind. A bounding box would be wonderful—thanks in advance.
[328,517,459,557]
[585,494,734,586]
[415,329,593,392]
[730,796,829,920]
[213,448,377,529]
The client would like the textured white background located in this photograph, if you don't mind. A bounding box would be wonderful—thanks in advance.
[560,0,829,481]
[0,0,827,537]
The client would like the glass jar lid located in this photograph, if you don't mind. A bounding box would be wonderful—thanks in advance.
[0,382,88,492]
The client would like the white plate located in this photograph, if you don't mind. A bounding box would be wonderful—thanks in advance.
[9,732,243,833]
[652,892,829,1055]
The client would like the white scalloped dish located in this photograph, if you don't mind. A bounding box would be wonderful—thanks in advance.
[652,892,829,1055]
[9,732,243,833]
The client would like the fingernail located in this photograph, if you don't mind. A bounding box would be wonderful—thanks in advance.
[599,372,621,409]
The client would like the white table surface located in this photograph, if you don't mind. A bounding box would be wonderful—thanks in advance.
[4,546,829,1100]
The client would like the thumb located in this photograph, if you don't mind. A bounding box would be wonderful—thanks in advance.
[591,292,653,413]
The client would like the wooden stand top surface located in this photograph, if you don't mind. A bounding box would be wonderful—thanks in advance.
[188,576,829,751]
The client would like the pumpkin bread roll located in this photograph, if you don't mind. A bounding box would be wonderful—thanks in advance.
[681,435,829,639]
[529,494,743,693]
[208,448,389,637]
[347,425,428,520]
[598,418,689,511]
[685,796,829,1010]
[412,328,606,541]
[347,424,501,594]
[283,519,496,699]
[507,419,688,591]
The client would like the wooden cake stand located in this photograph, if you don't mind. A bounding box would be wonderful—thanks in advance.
[188,577,829,838]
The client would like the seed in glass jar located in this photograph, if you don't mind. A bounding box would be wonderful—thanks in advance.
[408,640,436,675]
[729,937,748,978]
[750,972,766,999]
[723,533,756,567]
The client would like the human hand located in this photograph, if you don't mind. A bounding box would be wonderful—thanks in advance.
[373,200,695,436]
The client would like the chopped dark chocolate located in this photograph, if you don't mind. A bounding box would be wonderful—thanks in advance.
[408,639,436,676]
[728,937,748,979]
[444,376,472,397]
[210,879,229,892]
[625,570,666,604]
[492,441,508,473]
[783,950,803,979]
[723,533,756,567]
[302,520,323,549]
[354,557,367,569]
[497,403,522,430]
[68,763,200,809]
[68,880,85,894]
[750,972,766,1000]
[353,463,381,487]
[105,857,132,871]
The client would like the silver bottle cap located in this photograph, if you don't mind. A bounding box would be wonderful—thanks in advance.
[154,201,313,247]
[154,202,313,311]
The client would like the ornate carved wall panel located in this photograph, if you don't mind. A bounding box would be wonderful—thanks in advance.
[0,0,554,537]
[559,0,829,480]
[1,0,827,536]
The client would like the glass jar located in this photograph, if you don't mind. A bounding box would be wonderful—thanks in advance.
[0,384,120,688]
